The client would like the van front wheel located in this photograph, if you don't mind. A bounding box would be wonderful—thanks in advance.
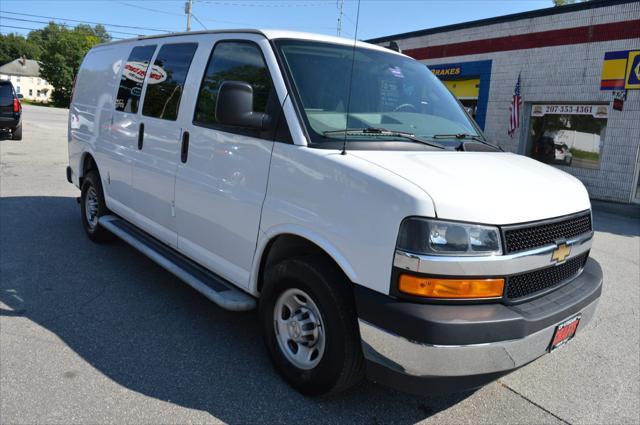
[260,255,364,396]
[80,171,111,243]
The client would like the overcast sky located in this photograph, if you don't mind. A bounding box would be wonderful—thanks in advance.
[1,0,556,41]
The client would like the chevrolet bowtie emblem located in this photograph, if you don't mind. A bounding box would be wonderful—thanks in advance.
[551,243,571,263]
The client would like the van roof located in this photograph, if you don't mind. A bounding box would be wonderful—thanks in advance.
[96,29,403,56]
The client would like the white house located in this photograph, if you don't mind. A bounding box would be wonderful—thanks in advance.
[0,57,54,102]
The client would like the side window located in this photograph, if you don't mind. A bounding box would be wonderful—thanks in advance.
[142,43,198,121]
[115,45,156,113]
[193,41,273,128]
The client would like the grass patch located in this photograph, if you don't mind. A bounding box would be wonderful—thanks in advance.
[20,99,53,107]
[570,148,599,161]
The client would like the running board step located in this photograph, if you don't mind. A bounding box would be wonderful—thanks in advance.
[99,215,256,311]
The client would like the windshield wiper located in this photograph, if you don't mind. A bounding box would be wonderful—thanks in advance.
[323,127,445,149]
[430,133,503,151]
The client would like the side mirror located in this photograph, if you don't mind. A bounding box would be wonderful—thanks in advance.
[16,94,24,99]
[215,81,271,130]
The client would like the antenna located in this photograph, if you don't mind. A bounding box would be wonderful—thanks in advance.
[336,0,344,36]
[341,0,361,155]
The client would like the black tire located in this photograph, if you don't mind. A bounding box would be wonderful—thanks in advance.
[80,170,111,242]
[260,255,364,396]
[12,124,22,140]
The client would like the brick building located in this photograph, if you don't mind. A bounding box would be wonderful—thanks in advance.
[369,0,640,204]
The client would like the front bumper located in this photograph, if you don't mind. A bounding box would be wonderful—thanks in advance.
[355,257,603,394]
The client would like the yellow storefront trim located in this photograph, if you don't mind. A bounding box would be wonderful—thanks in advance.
[601,58,627,80]
[443,78,480,99]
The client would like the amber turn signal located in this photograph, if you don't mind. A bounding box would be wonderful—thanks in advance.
[398,274,504,299]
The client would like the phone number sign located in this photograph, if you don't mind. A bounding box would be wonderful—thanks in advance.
[531,104,608,118]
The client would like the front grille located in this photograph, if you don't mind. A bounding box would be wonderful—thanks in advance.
[506,253,588,300]
[503,212,592,253]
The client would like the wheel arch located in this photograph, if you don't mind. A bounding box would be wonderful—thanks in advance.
[252,228,359,296]
[79,151,99,186]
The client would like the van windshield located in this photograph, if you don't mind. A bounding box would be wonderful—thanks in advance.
[275,39,480,146]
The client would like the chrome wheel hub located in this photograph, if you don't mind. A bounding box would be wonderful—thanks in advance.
[85,187,99,229]
[274,288,325,370]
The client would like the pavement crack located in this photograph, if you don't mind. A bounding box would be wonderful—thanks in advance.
[498,381,572,425]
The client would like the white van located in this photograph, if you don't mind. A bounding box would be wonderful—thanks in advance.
[67,30,602,396]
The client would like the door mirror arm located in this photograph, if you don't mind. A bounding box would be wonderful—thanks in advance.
[215,81,271,131]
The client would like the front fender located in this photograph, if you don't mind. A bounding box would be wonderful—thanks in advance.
[249,224,359,295]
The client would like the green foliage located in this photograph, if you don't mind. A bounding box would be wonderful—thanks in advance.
[570,148,599,161]
[552,0,593,6]
[0,33,43,65]
[0,23,111,107]
[32,23,111,107]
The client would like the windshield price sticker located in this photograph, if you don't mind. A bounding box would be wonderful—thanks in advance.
[531,104,608,118]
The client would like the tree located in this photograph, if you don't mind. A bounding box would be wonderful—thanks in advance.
[0,33,42,65]
[34,23,111,107]
[552,0,594,6]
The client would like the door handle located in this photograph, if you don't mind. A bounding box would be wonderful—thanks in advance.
[138,123,144,150]
[181,131,190,163]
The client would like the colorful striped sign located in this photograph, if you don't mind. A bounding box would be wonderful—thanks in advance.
[601,50,640,91]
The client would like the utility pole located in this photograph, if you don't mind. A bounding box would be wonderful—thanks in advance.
[336,0,344,36]
[185,0,192,32]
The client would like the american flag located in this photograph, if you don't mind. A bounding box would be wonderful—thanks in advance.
[508,73,522,138]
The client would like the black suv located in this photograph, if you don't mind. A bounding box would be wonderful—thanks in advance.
[0,80,22,140]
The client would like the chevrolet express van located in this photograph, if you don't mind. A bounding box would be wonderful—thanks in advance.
[67,30,602,396]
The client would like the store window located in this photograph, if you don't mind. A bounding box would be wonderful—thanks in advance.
[527,104,608,170]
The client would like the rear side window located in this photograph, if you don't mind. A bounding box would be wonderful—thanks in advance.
[0,83,14,103]
[142,43,198,121]
[193,41,273,127]
[116,45,156,113]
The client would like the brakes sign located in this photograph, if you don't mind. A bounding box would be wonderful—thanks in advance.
[122,61,167,85]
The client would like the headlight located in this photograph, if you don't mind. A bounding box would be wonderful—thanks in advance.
[397,217,502,256]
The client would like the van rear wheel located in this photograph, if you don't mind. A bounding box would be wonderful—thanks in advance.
[80,171,111,243]
[260,255,364,396]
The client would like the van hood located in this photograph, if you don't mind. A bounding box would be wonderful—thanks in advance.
[351,151,591,225]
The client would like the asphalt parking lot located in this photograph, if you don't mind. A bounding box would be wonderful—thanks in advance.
[1,104,639,424]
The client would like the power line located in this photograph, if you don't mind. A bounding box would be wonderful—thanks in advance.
[0,24,41,32]
[0,24,125,40]
[1,11,176,33]
[200,1,330,7]
[192,14,208,31]
[0,15,143,36]
[116,1,183,16]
